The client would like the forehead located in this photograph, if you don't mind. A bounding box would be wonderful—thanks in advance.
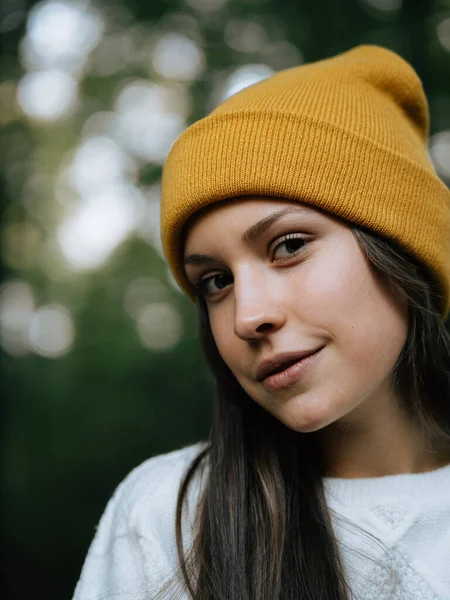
[183,197,325,252]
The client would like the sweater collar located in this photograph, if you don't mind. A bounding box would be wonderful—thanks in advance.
[323,462,450,506]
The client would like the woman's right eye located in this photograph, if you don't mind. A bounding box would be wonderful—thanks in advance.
[196,273,233,297]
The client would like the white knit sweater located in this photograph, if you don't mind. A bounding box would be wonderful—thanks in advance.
[73,442,450,600]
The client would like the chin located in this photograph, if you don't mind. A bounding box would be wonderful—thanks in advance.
[274,395,340,434]
[285,420,328,434]
[275,410,330,434]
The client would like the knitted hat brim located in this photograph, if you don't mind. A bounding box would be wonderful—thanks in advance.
[161,111,450,316]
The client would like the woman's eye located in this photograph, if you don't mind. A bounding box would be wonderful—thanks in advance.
[196,273,233,297]
[272,235,307,260]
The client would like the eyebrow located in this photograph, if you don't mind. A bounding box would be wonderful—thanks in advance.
[183,252,218,267]
[241,206,310,245]
[183,205,311,267]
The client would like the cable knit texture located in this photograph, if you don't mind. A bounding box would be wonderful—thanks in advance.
[160,45,450,316]
[73,443,450,599]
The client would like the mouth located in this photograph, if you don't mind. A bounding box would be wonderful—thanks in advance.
[256,348,324,382]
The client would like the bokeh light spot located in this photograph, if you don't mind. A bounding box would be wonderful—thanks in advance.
[136,302,183,351]
[136,184,164,257]
[0,9,25,34]
[23,0,104,71]
[260,40,303,70]
[57,184,143,271]
[437,18,450,52]
[0,280,35,356]
[17,70,77,121]
[152,33,205,81]
[429,130,450,180]
[124,277,168,319]
[224,19,267,53]
[221,64,274,102]
[114,80,189,163]
[81,111,116,138]
[28,304,75,358]
[68,136,137,196]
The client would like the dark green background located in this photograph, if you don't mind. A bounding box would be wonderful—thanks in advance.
[1,0,449,598]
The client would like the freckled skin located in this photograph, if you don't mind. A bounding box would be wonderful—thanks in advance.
[183,197,441,476]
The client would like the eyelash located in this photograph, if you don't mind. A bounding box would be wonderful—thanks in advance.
[195,273,232,298]
[270,233,308,261]
[195,233,309,298]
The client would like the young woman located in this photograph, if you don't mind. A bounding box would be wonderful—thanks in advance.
[73,45,450,600]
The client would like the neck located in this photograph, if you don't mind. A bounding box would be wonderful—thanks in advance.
[320,391,450,479]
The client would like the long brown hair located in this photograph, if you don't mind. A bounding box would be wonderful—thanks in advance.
[157,225,450,600]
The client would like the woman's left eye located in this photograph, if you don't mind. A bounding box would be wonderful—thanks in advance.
[272,234,308,260]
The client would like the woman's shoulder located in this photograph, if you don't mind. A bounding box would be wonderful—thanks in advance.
[73,442,208,599]
[110,440,208,540]
[119,441,208,497]
[115,440,207,512]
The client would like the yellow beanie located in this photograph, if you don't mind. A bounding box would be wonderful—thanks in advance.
[161,45,450,316]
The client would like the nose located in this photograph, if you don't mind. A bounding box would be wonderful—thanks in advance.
[233,268,286,342]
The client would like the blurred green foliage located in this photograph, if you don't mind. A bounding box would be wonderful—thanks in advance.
[1,0,449,598]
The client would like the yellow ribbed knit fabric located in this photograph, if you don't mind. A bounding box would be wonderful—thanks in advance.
[161,45,450,316]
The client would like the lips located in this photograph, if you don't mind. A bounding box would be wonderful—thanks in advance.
[256,348,323,382]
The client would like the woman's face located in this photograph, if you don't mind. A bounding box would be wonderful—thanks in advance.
[183,198,408,434]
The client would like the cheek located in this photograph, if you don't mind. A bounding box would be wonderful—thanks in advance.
[209,311,241,368]
[292,243,374,317]
[304,249,407,374]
